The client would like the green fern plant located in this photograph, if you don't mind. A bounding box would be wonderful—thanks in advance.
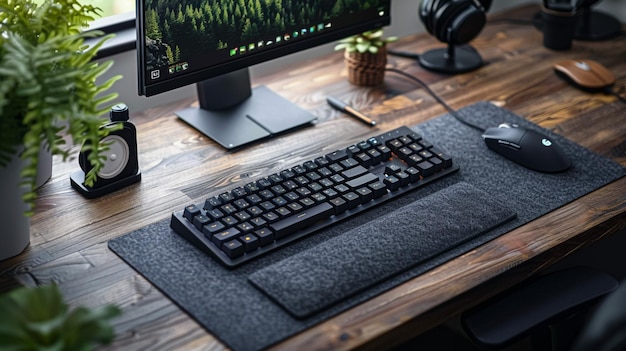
[0,284,121,350]
[334,28,398,54]
[0,0,121,214]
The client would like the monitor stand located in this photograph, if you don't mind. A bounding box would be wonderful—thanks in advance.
[176,69,317,150]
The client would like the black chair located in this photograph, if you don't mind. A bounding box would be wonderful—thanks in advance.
[461,266,626,351]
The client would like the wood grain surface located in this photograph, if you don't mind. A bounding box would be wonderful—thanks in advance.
[1,4,625,351]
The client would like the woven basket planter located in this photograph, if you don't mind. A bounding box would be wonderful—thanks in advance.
[344,46,387,86]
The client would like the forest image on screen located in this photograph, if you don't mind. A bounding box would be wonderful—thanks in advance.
[144,0,388,74]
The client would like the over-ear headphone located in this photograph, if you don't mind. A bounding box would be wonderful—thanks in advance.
[420,0,492,45]
[416,0,491,73]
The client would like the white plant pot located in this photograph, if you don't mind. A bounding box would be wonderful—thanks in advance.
[0,149,31,261]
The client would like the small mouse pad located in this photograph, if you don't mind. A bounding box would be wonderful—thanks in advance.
[248,182,517,318]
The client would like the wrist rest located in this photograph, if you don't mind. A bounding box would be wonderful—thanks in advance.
[248,182,517,319]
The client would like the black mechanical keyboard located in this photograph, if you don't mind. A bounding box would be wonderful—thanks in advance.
[170,126,459,268]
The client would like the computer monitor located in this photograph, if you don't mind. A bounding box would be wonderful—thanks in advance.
[137,0,391,149]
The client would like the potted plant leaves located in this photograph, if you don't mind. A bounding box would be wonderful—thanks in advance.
[0,284,121,350]
[0,0,121,260]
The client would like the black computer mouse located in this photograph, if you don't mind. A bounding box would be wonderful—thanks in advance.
[482,124,571,173]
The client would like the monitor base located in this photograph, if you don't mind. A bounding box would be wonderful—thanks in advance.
[177,85,317,150]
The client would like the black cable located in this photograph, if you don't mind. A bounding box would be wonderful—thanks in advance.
[387,49,420,60]
[385,68,485,132]
[387,18,535,60]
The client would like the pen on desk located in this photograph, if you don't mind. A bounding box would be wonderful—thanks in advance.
[326,96,377,127]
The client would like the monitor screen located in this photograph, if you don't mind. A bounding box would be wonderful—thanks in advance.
[136,0,391,149]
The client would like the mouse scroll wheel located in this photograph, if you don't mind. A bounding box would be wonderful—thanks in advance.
[497,123,519,129]
[575,61,591,71]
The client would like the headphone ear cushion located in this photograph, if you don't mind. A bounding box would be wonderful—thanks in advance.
[430,0,447,35]
[447,9,486,44]
[420,0,442,35]
[433,0,468,42]
[479,0,492,12]
[419,0,434,34]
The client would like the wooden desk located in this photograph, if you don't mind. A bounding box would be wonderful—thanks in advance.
[1,4,625,350]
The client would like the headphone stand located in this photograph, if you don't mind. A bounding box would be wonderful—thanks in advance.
[419,44,483,74]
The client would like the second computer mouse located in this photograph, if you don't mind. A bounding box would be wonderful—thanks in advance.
[553,59,616,92]
[482,124,571,173]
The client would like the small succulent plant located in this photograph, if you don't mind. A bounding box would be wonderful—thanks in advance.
[334,28,397,54]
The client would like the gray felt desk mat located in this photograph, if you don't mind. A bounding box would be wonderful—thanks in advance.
[108,102,626,351]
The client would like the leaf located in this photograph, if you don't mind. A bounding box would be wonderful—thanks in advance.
[356,43,370,53]
[0,284,120,350]
[366,29,384,39]
[385,36,399,43]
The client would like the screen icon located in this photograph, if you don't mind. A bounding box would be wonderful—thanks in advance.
[150,70,160,79]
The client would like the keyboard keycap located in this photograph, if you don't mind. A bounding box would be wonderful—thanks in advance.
[213,228,241,248]
[416,161,435,177]
[255,228,274,246]
[183,204,201,221]
[270,203,334,239]
[326,149,348,163]
[342,165,368,179]
[239,234,259,252]
[203,222,225,236]
[222,240,244,258]
[346,173,378,189]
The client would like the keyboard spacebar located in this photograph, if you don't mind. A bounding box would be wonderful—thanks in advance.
[270,203,334,239]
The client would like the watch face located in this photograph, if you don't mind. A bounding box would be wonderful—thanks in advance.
[98,135,130,179]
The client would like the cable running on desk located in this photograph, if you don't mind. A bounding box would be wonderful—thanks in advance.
[385,67,485,132]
